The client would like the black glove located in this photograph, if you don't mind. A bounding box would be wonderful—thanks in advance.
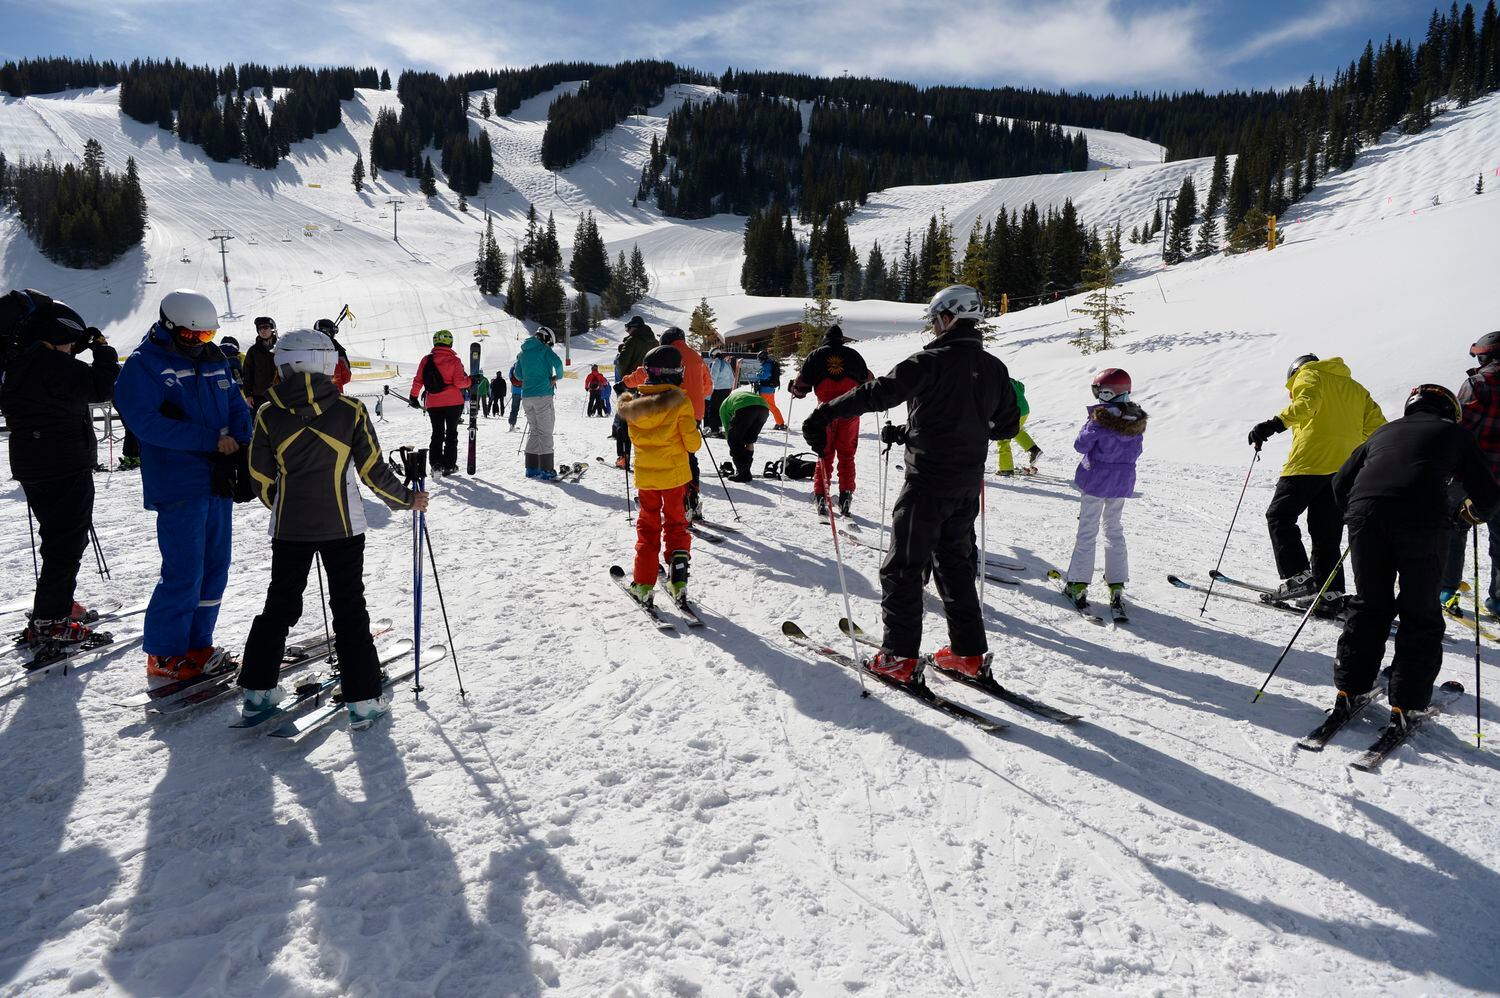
[881,422,909,446]
[787,379,810,400]
[802,408,830,455]
[1248,417,1286,449]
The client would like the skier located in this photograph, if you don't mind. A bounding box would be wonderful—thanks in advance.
[612,315,657,468]
[242,316,278,410]
[599,376,613,416]
[407,330,471,476]
[239,328,428,727]
[517,326,565,480]
[0,290,117,649]
[1329,384,1499,732]
[114,289,252,680]
[491,369,507,418]
[788,324,871,518]
[1247,355,1385,600]
[474,371,492,418]
[506,362,523,429]
[802,285,1019,682]
[218,336,245,388]
[719,384,771,482]
[754,349,788,430]
[651,328,711,519]
[1440,331,1500,613]
[1060,369,1147,616]
[706,349,737,436]
[996,378,1043,475]
[618,345,702,603]
[584,364,609,416]
[313,317,352,393]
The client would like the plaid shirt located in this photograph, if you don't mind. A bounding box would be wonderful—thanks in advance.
[1459,361,1500,473]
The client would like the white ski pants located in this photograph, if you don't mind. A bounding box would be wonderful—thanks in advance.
[1067,495,1129,585]
[523,396,555,456]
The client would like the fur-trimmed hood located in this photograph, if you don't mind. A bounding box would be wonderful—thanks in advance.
[1090,401,1148,436]
[619,384,687,424]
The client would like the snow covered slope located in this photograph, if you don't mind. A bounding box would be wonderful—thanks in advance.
[1,81,1499,997]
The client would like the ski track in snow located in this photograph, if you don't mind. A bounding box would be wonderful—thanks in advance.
[0,82,1498,996]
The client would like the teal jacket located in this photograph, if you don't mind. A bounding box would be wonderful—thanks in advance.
[516,337,564,398]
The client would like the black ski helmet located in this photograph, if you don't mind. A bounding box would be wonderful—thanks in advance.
[1287,354,1318,382]
[643,345,684,385]
[1405,383,1461,421]
[1470,331,1500,363]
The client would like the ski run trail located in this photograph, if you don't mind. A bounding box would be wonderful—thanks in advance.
[0,78,1498,995]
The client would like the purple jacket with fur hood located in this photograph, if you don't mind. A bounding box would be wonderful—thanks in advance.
[1073,401,1148,498]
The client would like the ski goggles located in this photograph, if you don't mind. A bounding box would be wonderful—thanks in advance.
[1091,385,1129,403]
[173,327,217,344]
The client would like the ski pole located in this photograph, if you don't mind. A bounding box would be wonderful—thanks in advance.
[411,452,427,697]
[420,516,467,700]
[1474,524,1484,748]
[27,506,38,582]
[315,552,334,665]
[979,483,988,616]
[820,451,868,693]
[778,397,795,481]
[1252,546,1351,702]
[879,419,893,555]
[698,431,742,522]
[1200,449,1259,615]
[89,525,110,581]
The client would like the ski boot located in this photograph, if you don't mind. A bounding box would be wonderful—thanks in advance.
[1266,570,1315,602]
[837,491,853,517]
[686,489,704,522]
[1064,581,1090,610]
[241,686,286,721]
[1439,589,1461,615]
[347,696,389,730]
[931,646,985,678]
[117,456,141,471]
[1108,583,1129,622]
[1486,596,1500,619]
[867,651,921,684]
[719,461,736,477]
[814,493,830,521]
[19,616,96,649]
[668,550,690,600]
[147,654,203,680]
[995,468,1015,477]
[628,582,655,605]
[1026,445,1043,468]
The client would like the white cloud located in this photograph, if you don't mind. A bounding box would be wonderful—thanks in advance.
[1226,0,1372,64]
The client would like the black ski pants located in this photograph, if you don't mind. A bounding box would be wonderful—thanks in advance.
[1267,474,1345,591]
[881,483,985,659]
[726,406,769,478]
[427,405,462,471]
[240,534,383,702]
[707,388,731,434]
[1335,504,1445,710]
[21,471,94,620]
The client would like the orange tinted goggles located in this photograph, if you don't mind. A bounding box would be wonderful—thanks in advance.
[174,328,217,343]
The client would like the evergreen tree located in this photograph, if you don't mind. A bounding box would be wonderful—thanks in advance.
[864,242,888,300]
[475,214,506,295]
[1071,247,1132,354]
[530,265,567,330]
[1226,206,1270,253]
[352,152,365,193]
[521,204,538,267]
[844,252,864,301]
[505,254,528,316]
[601,270,632,318]
[419,156,437,197]
[1205,148,1229,216]
[569,211,610,293]
[790,255,809,297]
[798,256,840,359]
[958,219,987,290]
[628,244,650,301]
[540,211,563,268]
[1165,177,1197,263]
[1479,173,1487,194]
[571,292,590,339]
[379,69,391,90]
[479,94,491,118]
[1196,212,1221,256]
[688,297,720,351]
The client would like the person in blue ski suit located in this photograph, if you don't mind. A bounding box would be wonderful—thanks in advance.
[114,290,252,678]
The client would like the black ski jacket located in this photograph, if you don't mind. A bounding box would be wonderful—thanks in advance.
[1333,411,1500,527]
[817,323,1019,497]
[615,324,658,384]
[243,338,278,401]
[249,372,415,541]
[792,327,871,400]
[1,340,118,483]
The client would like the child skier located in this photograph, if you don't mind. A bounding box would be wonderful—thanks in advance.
[239,329,427,727]
[618,345,702,604]
[1063,368,1147,618]
[996,377,1043,475]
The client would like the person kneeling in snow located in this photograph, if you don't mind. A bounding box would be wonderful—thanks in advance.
[238,329,427,728]
[619,345,702,605]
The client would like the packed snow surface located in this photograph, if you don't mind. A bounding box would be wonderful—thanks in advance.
[1,79,1498,995]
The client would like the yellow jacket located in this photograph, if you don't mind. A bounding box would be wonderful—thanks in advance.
[619,384,702,491]
[1276,357,1386,476]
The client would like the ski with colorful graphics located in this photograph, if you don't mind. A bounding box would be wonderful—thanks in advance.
[782,621,1008,736]
[466,341,482,475]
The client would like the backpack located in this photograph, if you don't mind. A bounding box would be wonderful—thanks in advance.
[421,354,447,394]
[763,451,818,480]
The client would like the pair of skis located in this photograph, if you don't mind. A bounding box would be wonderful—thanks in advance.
[466,342,481,475]
[609,565,704,629]
[1296,680,1465,771]
[265,642,446,741]
[1045,570,1125,625]
[1,600,151,691]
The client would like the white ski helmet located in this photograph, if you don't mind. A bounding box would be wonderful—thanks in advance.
[534,326,555,345]
[274,328,339,378]
[925,284,983,323]
[158,289,220,339]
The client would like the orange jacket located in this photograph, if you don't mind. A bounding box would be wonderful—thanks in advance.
[623,341,712,421]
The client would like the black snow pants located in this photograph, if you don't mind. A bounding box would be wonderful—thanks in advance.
[1334,503,1446,710]
[727,406,770,478]
[427,405,462,471]
[21,471,94,620]
[881,482,984,659]
[1267,473,1346,591]
[240,534,384,703]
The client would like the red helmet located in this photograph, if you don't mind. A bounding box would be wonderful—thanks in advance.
[1091,368,1132,402]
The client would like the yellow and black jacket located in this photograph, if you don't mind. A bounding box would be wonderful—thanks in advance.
[249,372,414,540]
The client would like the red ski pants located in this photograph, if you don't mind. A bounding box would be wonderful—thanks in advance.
[634,484,691,585]
[813,416,859,496]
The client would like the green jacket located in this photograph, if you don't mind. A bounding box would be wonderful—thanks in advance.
[1276,357,1386,477]
[1011,379,1030,419]
[719,385,770,428]
[615,324,658,382]
[475,375,491,398]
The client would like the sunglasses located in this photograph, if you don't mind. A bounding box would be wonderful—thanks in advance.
[175,328,217,343]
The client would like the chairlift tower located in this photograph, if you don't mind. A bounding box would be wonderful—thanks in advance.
[209,229,236,318]
[386,198,404,242]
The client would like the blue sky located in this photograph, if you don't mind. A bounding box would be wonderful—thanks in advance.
[0,0,1439,93]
